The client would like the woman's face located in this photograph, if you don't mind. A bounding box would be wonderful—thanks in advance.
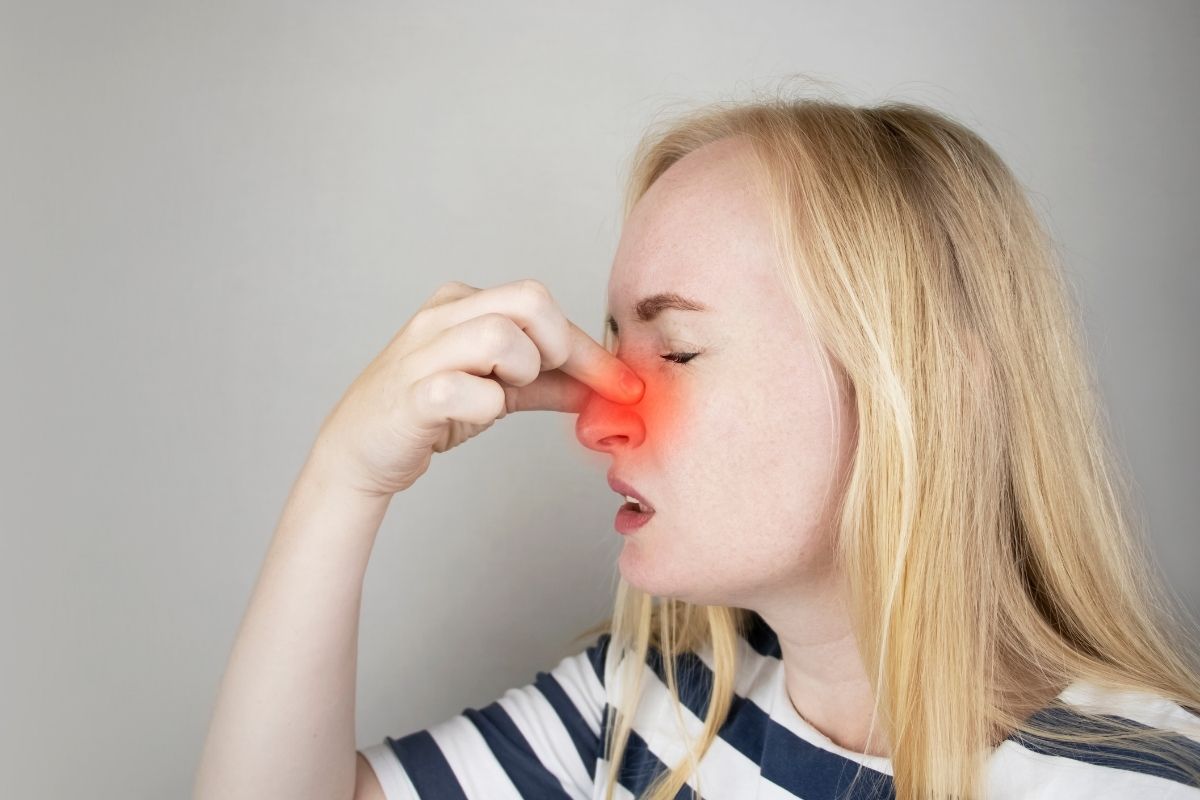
[575,136,858,608]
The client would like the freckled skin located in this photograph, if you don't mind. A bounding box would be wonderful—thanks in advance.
[574,135,858,612]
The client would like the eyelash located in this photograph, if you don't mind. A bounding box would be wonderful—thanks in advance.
[606,323,700,366]
[661,351,701,365]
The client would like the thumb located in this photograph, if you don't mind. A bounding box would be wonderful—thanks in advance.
[505,369,594,414]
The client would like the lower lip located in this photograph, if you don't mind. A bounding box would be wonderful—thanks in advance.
[615,502,655,534]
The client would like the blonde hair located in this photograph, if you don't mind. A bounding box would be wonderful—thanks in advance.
[570,82,1200,799]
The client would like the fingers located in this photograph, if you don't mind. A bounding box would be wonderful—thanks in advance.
[505,368,593,414]
[418,280,481,312]
[404,313,544,390]
[411,279,642,405]
[558,316,644,404]
[408,370,507,428]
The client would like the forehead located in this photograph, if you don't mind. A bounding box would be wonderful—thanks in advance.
[608,136,779,311]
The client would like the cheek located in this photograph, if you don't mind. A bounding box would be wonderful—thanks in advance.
[692,380,834,538]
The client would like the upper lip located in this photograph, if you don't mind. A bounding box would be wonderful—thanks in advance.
[607,472,656,511]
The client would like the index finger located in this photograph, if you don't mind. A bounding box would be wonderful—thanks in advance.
[561,317,644,404]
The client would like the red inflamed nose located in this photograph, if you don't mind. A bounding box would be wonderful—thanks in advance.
[606,367,685,449]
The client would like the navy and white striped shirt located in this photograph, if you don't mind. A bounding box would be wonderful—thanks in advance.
[360,613,1200,798]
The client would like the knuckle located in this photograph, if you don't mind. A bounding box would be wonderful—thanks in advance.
[427,283,454,304]
[478,313,516,351]
[429,280,473,305]
[406,307,435,337]
[421,372,457,409]
[516,278,552,308]
[514,279,568,363]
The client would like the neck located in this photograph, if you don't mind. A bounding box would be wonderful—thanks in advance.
[749,568,891,758]
[748,570,1072,758]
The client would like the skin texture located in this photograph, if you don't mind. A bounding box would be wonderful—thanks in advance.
[574,135,889,756]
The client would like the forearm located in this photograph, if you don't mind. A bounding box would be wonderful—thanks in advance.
[194,451,393,800]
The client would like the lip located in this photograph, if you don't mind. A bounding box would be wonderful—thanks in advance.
[614,504,653,534]
[606,472,656,512]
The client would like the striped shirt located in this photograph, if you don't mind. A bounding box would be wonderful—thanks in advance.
[360,612,1200,798]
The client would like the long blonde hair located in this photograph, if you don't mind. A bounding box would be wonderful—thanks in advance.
[570,85,1200,799]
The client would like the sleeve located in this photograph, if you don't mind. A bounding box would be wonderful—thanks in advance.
[359,632,612,800]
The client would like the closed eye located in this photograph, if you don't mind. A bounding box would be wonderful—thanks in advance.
[661,351,700,365]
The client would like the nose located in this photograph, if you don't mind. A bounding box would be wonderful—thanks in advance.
[575,382,646,452]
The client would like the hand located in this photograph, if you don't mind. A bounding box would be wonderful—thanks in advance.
[309,278,643,498]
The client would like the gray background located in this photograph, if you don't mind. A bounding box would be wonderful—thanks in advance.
[2,1,1197,797]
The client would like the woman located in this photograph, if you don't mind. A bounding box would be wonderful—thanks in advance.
[194,95,1200,799]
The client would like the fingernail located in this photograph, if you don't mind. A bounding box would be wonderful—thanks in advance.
[620,369,643,398]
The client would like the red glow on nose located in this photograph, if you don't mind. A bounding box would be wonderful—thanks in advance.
[573,365,686,457]
[628,373,679,434]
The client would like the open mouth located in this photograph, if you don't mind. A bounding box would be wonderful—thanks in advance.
[615,496,655,533]
[620,496,654,514]
[609,474,655,532]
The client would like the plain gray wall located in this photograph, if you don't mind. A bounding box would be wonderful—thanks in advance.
[2,1,1197,797]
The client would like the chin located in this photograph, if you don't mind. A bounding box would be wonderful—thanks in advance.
[617,543,679,598]
[617,545,733,607]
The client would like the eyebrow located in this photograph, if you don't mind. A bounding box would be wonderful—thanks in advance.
[606,292,710,335]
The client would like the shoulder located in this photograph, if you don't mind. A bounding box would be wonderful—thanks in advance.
[540,632,611,719]
[988,680,1200,799]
